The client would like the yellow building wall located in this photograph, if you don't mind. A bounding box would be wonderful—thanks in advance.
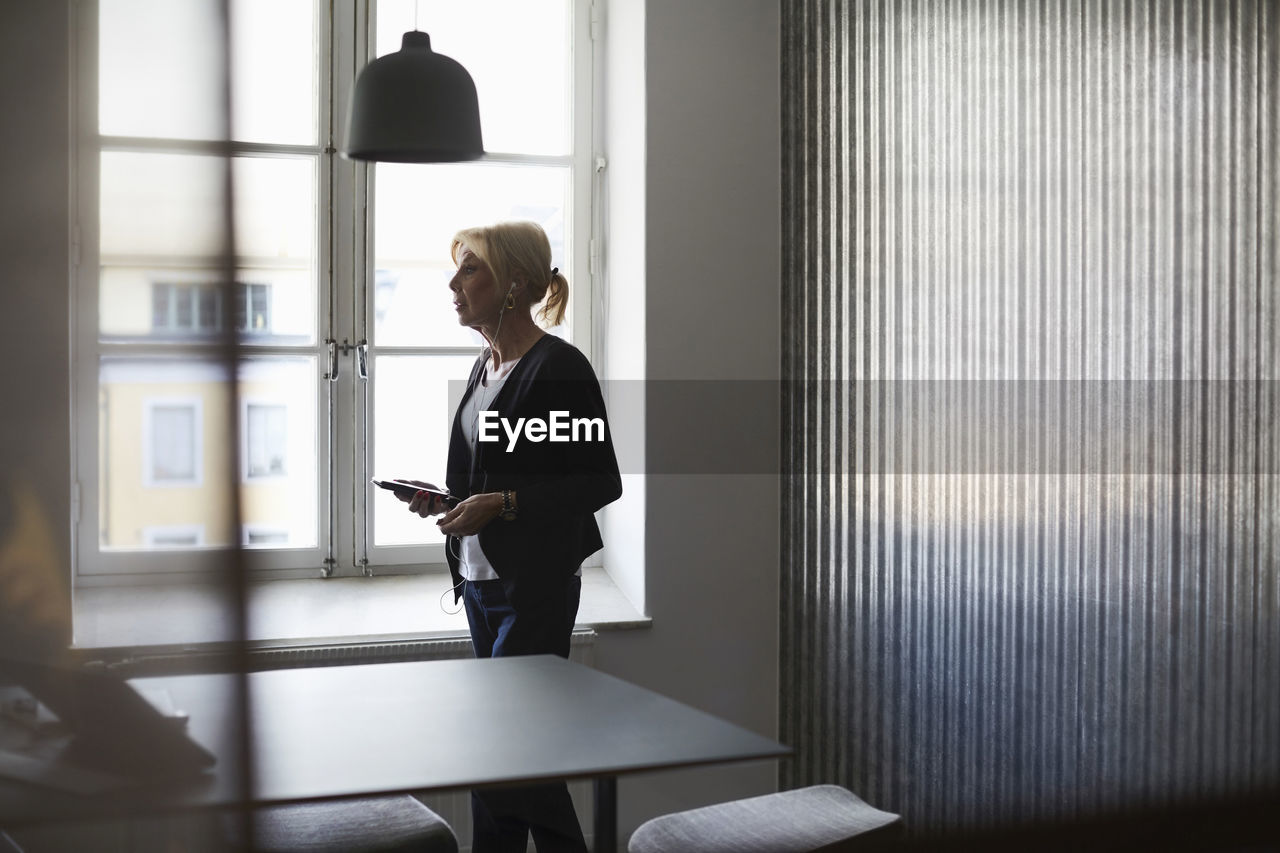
[101,379,235,548]
[100,376,316,549]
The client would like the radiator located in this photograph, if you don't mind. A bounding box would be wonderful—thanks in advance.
[102,629,598,675]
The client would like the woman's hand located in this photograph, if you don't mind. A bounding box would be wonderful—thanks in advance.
[397,480,451,518]
[435,492,503,537]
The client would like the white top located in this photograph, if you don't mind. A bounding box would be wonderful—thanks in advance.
[453,352,581,582]
[456,355,519,582]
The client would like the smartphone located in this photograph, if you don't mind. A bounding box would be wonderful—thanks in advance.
[371,479,460,507]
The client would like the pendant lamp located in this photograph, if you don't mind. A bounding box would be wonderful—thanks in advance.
[343,31,484,162]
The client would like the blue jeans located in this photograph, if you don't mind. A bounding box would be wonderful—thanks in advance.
[463,575,586,853]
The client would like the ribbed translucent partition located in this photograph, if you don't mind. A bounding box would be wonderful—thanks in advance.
[781,0,1278,832]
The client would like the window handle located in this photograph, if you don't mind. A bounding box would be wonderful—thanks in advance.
[325,339,339,382]
[356,341,369,381]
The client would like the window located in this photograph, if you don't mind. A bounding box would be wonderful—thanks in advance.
[243,526,290,548]
[142,526,206,548]
[143,399,201,487]
[150,282,272,337]
[245,403,288,480]
[72,0,596,578]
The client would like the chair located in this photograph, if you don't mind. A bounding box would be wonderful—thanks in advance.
[250,795,459,853]
[627,785,900,853]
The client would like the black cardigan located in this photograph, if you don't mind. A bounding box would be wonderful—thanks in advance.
[444,335,622,607]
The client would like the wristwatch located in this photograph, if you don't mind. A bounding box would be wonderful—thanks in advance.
[499,489,518,521]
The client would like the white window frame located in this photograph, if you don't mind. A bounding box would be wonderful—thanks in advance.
[70,0,331,580]
[69,0,600,582]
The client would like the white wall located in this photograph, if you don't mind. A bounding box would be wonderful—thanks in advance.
[599,0,647,616]
[595,0,783,838]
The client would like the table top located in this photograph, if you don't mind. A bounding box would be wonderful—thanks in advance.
[1,655,789,825]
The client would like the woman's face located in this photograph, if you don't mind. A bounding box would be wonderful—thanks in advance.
[449,245,504,330]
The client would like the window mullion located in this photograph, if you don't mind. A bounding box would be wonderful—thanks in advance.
[325,0,366,577]
[352,0,373,575]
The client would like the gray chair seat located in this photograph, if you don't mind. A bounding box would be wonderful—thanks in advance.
[628,785,900,853]
[252,794,458,853]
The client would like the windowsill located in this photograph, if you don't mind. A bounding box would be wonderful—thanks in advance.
[72,566,650,653]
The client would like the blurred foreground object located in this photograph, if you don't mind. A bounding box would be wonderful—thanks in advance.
[0,482,71,663]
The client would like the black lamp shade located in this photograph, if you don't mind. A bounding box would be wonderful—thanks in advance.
[343,31,484,162]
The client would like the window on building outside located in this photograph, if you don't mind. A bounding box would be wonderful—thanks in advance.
[144,400,201,487]
[142,526,206,548]
[245,403,288,480]
[150,282,272,336]
[73,0,595,579]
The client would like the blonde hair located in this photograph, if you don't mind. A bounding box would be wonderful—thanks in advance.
[450,221,568,328]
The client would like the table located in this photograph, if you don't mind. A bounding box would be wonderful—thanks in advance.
[1,655,790,852]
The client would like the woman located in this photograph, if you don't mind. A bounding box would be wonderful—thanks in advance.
[402,220,621,853]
